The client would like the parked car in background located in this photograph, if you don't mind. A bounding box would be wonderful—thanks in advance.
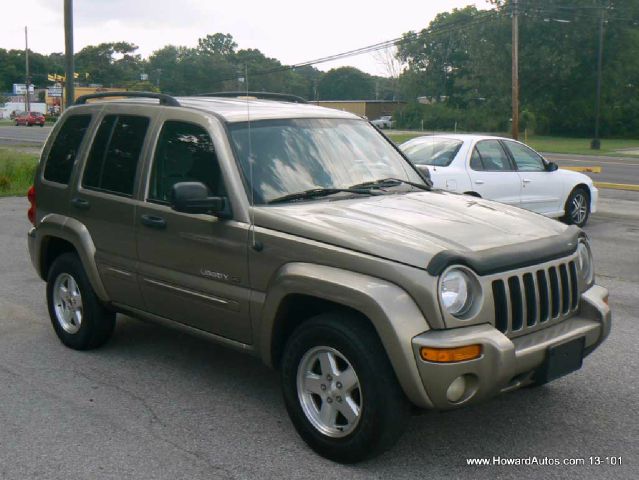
[15,111,46,127]
[400,134,598,227]
[371,115,393,129]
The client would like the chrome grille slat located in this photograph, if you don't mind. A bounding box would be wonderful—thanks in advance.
[491,255,580,338]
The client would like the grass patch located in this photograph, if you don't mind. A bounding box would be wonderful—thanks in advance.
[525,136,639,156]
[0,148,38,197]
[386,131,639,156]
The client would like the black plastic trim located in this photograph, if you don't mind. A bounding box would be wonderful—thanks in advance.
[196,91,308,104]
[75,91,181,107]
[427,226,582,276]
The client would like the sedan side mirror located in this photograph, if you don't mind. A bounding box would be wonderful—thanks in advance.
[546,161,559,172]
[171,182,228,217]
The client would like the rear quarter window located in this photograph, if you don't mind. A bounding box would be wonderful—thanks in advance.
[43,115,92,185]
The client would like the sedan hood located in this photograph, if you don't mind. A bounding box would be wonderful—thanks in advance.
[254,191,568,270]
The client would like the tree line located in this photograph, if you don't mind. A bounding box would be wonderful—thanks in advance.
[0,33,394,105]
[1,0,638,137]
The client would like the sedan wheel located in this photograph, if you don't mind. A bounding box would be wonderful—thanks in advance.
[563,187,590,227]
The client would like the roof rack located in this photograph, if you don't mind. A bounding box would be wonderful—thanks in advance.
[196,91,308,104]
[75,91,181,107]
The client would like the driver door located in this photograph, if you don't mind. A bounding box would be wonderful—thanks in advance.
[136,118,252,343]
[502,140,565,215]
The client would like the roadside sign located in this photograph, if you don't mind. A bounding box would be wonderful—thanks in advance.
[48,87,63,97]
[13,84,35,95]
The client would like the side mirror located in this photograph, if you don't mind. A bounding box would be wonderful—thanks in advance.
[170,182,228,216]
[546,161,559,172]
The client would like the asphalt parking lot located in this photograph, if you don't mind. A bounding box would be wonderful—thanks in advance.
[0,194,637,480]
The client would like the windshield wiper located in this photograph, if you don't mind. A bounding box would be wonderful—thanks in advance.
[267,187,376,205]
[349,177,431,191]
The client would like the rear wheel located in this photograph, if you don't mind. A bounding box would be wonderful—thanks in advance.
[281,312,410,463]
[46,253,115,350]
[562,187,590,227]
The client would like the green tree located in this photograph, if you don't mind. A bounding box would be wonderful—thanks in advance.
[197,33,238,56]
[317,67,375,100]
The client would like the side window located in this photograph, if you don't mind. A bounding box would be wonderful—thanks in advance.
[470,148,483,170]
[83,115,149,196]
[473,140,512,171]
[148,121,224,203]
[505,141,546,172]
[43,115,91,184]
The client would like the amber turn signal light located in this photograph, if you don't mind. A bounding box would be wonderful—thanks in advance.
[420,345,482,363]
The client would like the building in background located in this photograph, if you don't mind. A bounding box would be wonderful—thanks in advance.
[313,100,405,120]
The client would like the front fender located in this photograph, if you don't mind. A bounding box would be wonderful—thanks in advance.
[258,262,434,408]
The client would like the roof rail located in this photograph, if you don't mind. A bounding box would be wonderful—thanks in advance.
[75,91,181,107]
[196,91,308,104]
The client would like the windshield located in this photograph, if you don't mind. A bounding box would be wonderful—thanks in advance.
[228,118,424,204]
[402,138,463,167]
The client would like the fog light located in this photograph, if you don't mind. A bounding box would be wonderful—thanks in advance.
[446,376,467,403]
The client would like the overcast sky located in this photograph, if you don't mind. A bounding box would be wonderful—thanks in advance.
[2,0,487,76]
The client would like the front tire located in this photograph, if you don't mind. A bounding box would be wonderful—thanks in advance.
[46,253,115,350]
[281,312,410,463]
[562,187,590,227]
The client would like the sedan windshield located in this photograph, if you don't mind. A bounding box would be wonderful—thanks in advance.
[402,138,463,167]
[228,118,424,204]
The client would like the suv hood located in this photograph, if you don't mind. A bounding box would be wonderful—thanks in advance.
[254,191,568,270]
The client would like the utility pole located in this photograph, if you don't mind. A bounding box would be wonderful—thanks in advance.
[25,26,31,112]
[591,6,606,150]
[64,0,75,108]
[511,0,520,140]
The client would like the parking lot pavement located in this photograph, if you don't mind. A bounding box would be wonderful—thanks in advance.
[0,195,637,480]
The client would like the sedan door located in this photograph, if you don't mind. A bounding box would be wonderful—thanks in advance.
[465,139,521,206]
[502,140,565,216]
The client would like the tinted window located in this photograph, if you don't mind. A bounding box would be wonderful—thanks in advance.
[472,140,512,171]
[83,115,149,196]
[402,138,463,166]
[43,115,91,184]
[148,121,224,203]
[505,141,546,172]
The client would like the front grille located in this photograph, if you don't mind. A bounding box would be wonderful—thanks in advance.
[492,260,579,337]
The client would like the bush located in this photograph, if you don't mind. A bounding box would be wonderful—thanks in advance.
[394,102,508,134]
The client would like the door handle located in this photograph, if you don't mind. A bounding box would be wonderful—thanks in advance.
[141,214,167,229]
[474,180,485,185]
[71,197,90,210]
[522,179,532,184]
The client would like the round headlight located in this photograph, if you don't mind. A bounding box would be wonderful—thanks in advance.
[576,240,594,285]
[440,268,473,317]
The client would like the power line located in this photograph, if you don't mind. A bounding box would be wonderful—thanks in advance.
[209,8,505,85]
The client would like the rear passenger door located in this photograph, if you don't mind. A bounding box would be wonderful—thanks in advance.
[466,139,521,206]
[71,112,151,309]
[135,118,251,343]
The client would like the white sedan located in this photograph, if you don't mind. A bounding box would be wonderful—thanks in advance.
[399,134,598,227]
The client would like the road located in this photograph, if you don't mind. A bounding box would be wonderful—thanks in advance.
[0,195,637,479]
[0,125,51,147]
[1,125,637,186]
[544,153,639,186]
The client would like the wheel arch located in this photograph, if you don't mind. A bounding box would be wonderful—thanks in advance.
[34,214,110,302]
[258,263,434,408]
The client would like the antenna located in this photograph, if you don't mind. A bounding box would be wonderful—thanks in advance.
[245,65,261,251]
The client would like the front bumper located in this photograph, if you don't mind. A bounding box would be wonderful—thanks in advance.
[411,284,610,410]
[590,185,599,214]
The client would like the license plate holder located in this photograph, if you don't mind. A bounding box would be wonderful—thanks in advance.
[535,336,585,384]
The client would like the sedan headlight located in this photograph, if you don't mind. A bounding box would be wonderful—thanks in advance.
[439,267,481,318]
[576,239,594,287]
